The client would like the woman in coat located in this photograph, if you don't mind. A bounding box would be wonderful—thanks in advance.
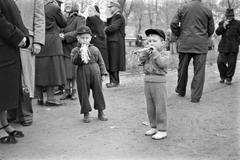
[35,0,67,106]
[86,5,109,70]
[59,0,86,100]
[0,0,30,144]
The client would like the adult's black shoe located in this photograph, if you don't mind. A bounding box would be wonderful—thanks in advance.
[106,83,119,88]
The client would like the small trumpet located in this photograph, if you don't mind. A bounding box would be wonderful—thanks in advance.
[132,47,153,55]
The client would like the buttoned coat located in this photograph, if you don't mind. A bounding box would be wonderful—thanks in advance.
[105,12,126,71]
[87,15,109,70]
[15,0,45,98]
[216,18,240,53]
[170,0,215,54]
[0,0,29,111]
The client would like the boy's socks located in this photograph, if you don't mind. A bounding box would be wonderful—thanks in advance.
[145,128,158,136]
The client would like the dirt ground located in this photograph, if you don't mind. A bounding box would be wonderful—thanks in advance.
[0,61,239,160]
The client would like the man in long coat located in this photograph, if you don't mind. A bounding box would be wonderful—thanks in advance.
[0,0,30,143]
[105,1,126,88]
[8,0,45,126]
[170,0,215,103]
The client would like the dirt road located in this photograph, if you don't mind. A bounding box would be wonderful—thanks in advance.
[0,61,239,160]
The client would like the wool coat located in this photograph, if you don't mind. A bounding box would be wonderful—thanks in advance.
[0,0,29,111]
[216,18,240,53]
[36,2,67,58]
[170,0,215,54]
[105,12,126,72]
[15,0,45,98]
[61,12,85,58]
[87,15,109,70]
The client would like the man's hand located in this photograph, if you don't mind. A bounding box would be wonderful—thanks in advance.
[32,43,41,55]
[223,20,230,29]
[18,37,26,47]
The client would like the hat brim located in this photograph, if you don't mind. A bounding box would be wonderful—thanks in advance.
[145,29,159,36]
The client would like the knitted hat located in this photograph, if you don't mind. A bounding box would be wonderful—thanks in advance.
[108,1,120,9]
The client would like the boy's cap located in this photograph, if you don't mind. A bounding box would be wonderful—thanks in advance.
[225,8,234,16]
[108,1,120,9]
[76,26,92,35]
[145,29,165,40]
[55,0,63,3]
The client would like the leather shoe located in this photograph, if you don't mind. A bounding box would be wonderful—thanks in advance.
[106,83,119,88]
[219,78,225,83]
[45,99,62,106]
[226,80,231,85]
[83,113,90,123]
[98,110,108,121]
[175,88,185,97]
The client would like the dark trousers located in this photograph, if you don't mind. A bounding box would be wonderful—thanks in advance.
[217,52,238,81]
[77,64,106,114]
[109,71,119,84]
[8,96,33,122]
[176,53,206,101]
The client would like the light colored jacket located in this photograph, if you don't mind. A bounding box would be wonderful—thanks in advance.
[15,0,45,45]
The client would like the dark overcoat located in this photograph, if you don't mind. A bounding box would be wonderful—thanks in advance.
[105,12,126,72]
[216,19,240,53]
[87,15,109,70]
[36,2,67,57]
[62,12,85,58]
[0,0,29,111]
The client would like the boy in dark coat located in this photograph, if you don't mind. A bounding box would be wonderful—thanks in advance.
[71,26,108,123]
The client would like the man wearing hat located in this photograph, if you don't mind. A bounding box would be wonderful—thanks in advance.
[105,1,126,88]
[215,8,240,85]
[170,0,215,103]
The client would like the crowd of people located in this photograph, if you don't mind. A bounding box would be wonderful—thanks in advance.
[0,0,239,144]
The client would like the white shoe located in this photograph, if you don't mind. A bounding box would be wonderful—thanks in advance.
[145,128,158,136]
[152,131,167,140]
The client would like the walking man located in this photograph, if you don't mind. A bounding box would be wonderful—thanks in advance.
[170,0,215,103]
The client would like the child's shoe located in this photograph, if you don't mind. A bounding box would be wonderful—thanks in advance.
[145,128,158,136]
[98,110,108,121]
[83,113,90,123]
[152,131,167,140]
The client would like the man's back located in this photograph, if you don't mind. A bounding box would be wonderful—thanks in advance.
[170,0,215,53]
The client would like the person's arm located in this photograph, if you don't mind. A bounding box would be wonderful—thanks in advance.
[71,47,83,65]
[104,14,124,35]
[96,48,108,76]
[215,21,225,36]
[207,12,215,37]
[33,0,45,54]
[170,7,182,37]
[153,50,171,68]
[0,7,26,47]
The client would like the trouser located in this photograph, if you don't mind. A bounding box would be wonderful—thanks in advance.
[77,64,106,114]
[217,52,238,81]
[109,71,119,84]
[144,82,167,131]
[176,53,206,101]
[8,97,33,122]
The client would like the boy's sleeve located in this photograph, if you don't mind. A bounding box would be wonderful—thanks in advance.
[153,50,171,68]
[71,47,82,65]
[138,51,149,64]
[96,49,108,76]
